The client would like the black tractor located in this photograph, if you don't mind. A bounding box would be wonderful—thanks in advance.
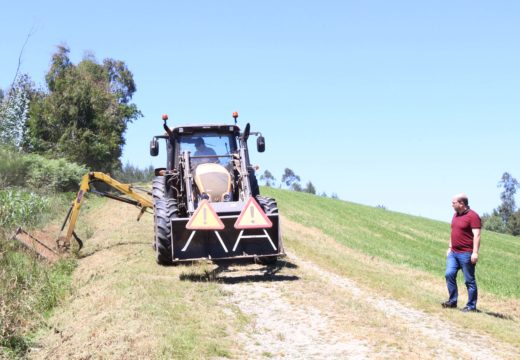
[150,113,283,264]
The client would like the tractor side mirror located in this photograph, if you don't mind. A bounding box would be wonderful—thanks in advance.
[150,138,159,156]
[257,136,265,152]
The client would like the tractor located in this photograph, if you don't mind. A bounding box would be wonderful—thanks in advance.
[149,113,283,264]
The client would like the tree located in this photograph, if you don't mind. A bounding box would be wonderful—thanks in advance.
[27,45,142,172]
[303,181,316,194]
[507,212,520,236]
[259,170,276,187]
[281,168,301,190]
[0,74,33,149]
[482,212,506,233]
[497,172,518,224]
[291,182,302,192]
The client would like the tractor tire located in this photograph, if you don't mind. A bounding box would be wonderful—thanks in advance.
[255,195,279,265]
[255,195,278,215]
[154,198,179,265]
[153,176,179,265]
[152,176,165,200]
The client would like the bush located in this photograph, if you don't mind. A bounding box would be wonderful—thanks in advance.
[24,154,87,192]
[482,213,507,234]
[0,147,87,192]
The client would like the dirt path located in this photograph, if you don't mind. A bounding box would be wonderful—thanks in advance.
[28,202,520,359]
[219,253,517,359]
[221,262,371,359]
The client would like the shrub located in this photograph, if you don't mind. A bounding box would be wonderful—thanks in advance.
[0,147,87,192]
[24,154,87,192]
[482,213,507,234]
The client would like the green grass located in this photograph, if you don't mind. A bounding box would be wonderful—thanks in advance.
[0,190,77,358]
[262,187,520,299]
[0,248,76,358]
[120,262,236,359]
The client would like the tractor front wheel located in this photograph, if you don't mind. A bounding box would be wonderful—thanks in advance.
[154,198,179,265]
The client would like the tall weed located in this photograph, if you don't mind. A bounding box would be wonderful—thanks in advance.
[0,189,50,235]
[0,147,28,188]
[0,245,76,357]
[0,188,75,357]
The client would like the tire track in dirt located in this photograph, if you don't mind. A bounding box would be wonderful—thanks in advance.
[222,274,371,359]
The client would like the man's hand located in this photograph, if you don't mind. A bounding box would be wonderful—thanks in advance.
[446,248,451,256]
[471,252,479,264]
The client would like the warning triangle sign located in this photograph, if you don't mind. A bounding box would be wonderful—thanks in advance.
[234,197,273,229]
[186,200,225,230]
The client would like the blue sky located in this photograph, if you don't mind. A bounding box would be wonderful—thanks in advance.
[1,1,519,222]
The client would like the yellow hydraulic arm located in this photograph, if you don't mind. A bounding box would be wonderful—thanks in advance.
[58,172,153,251]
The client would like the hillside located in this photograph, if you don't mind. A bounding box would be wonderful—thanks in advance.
[21,188,520,359]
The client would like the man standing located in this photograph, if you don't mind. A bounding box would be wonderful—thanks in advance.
[442,193,481,312]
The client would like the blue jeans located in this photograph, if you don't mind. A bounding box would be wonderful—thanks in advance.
[445,251,478,309]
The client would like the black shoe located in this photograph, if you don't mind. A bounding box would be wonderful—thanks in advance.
[441,301,457,308]
[461,306,479,313]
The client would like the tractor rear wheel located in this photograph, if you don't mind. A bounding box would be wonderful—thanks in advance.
[255,195,279,265]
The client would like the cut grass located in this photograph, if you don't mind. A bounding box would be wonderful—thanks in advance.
[32,197,243,359]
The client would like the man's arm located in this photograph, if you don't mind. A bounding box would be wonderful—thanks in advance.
[471,228,481,264]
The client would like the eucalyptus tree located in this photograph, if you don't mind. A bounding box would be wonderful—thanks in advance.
[28,45,141,172]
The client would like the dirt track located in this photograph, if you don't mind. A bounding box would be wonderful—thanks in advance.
[27,201,520,359]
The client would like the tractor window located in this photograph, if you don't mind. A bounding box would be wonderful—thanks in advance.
[178,132,237,168]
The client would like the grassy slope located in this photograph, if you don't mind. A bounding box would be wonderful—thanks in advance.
[262,187,520,299]
[262,187,520,348]
[30,187,520,357]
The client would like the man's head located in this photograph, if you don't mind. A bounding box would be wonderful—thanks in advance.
[194,138,205,148]
[452,193,469,214]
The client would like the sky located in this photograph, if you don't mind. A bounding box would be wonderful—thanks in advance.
[1,1,519,223]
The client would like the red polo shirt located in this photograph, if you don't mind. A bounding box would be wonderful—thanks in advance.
[451,209,481,253]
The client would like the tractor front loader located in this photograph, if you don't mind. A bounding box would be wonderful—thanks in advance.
[150,113,284,264]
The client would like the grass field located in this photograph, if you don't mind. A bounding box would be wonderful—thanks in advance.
[263,187,520,299]
[4,186,520,358]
